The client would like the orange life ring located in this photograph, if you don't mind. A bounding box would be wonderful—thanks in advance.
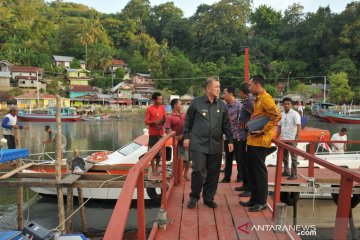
[90,151,112,162]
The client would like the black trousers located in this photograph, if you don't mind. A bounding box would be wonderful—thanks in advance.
[190,150,222,201]
[239,140,252,190]
[4,135,16,149]
[247,145,268,205]
[223,140,242,181]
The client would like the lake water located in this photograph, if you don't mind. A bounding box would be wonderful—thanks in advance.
[1,116,360,238]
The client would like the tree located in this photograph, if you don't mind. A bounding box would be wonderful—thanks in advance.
[293,83,320,104]
[328,72,354,103]
[264,84,277,97]
[70,59,81,69]
[191,0,252,61]
[9,88,23,97]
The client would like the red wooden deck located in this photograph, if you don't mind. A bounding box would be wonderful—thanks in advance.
[154,171,301,240]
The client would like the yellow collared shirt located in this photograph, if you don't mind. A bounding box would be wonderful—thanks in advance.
[247,90,281,148]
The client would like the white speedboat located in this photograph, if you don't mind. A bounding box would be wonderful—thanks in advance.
[25,129,174,202]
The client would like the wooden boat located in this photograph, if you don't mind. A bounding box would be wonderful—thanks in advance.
[311,102,336,121]
[322,111,360,124]
[17,107,81,122]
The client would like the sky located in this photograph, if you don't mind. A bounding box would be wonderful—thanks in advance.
[60,0,355,17]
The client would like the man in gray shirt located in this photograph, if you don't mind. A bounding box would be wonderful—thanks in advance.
[184,77,234,209]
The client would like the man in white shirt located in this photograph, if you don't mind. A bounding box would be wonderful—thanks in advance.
[331,128,347,153]
[276,98,301,180]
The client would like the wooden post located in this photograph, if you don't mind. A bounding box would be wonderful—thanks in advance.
[65,155,73,233]
[66,187,73,233]
[55,95,66,232]
[77,187,87,234]
[14,128,23,230]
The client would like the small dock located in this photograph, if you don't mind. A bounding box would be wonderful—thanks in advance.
[152,171,301,240]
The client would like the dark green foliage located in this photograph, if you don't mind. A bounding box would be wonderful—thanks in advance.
[0,0,359,97]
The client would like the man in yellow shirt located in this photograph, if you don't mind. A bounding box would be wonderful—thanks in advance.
[239,75,281,212]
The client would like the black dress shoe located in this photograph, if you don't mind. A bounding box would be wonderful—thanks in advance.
[204,200,218,208]
[282,172,290,177]
[248,204,267,212]
[234,186,247,191]
[187,197,198,209]
[287,174,297,180]
[239,191,251,197]
[236,178,243,183]
[239,200,256,207]
[219,178,230,183]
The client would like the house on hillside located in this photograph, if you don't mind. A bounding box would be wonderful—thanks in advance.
[11,66,46,91]
[66,69,91,86]
[71,94,114,107]
[180,94,194,106]
[132,73,155,99]
[15,92,70,109]
[109,59,130,80]
[0,72,11,91]
[276,82,287,95]
[111,82,133,105]
[69,85,98,99]
[53,55,86,69]
[0,91,15,110]
[0,60,13,72]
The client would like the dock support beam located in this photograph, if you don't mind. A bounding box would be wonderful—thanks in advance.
[55,95,66,232]
[77,188,87,234]
[14,129,24,230]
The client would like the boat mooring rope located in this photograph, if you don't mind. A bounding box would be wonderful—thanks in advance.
[55,174,127,231]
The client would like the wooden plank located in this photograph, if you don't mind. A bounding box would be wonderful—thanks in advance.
[0,163,34,179]
[198,199,217,240]
[179,182,198,240]
[214,194,238,240]
[222,183,258,240]
[156,193,184,240]
[247,207,278,239]
[60,162,94,185]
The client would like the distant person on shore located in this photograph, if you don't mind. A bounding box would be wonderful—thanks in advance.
[165,99,191,181]
[184,77,233,209]
[296,102,304,116]
[42,125,56,144]
[2,106,28,149]
[239,75,281,212]
[276,97,301,180]
[220,86,242,183]
[145,92,166,175]
[234,83,254,197]
[331,128,347,153]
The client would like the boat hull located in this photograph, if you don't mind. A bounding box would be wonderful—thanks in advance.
[29,186,158,200]
[325,114,360,124]
[18,115,81,122]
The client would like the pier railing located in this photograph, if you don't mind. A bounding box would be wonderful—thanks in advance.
[272,139,360,240]
[104,131,179,240]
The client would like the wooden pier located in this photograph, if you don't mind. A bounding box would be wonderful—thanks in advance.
[152,174,301,240]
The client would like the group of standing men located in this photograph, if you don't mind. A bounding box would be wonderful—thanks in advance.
[145,75,282,212]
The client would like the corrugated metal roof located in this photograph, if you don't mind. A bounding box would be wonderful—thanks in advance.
[53,55,74,62]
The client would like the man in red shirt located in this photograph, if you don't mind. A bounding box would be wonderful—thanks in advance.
[145,92,166,175]
[165,99,190,181]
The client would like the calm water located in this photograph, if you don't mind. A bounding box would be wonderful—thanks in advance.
[1,116,360,238]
